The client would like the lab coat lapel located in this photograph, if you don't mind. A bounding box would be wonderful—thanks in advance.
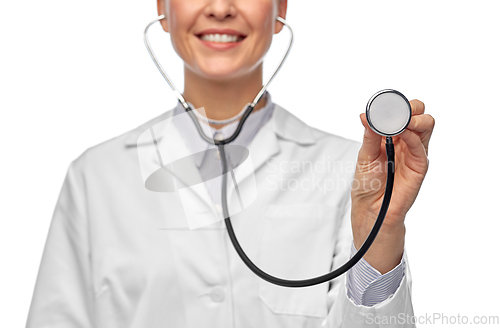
[227,119,279,191]
[160,117,214,211]
[125,104,317,223]
[125,110,214,213]
[225,104,317,196]
[223,116,279,218]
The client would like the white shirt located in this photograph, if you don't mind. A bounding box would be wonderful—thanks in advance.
[26,97,415,327]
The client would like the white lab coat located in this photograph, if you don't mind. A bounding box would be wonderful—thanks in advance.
[26,103,414,328]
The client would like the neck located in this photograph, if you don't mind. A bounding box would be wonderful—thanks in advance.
[182,65,267,129]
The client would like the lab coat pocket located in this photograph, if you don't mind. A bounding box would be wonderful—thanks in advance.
[258,203,339,318]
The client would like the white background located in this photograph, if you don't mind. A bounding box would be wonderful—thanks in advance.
[1,0,499,326]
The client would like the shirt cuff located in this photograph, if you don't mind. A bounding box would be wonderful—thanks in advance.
[346,242,405,307]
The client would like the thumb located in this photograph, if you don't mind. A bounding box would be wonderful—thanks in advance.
[359,113,383,161]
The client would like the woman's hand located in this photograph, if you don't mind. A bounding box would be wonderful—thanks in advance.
[351,99,435,274]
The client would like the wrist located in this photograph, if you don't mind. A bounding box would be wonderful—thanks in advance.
[352,217,406,274]
[353,213,405,240]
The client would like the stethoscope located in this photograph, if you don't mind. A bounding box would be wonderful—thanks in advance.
[144,15,412,288]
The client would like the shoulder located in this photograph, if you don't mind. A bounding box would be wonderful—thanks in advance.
[71,108,175,173]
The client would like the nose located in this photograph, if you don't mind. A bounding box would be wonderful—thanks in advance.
[204,0,237,21]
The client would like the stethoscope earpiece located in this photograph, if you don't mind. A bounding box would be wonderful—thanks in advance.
[366,89,412,137]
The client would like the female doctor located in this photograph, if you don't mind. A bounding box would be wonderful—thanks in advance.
[26,0,435,327]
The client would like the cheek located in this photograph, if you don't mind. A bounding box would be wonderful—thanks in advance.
[240,1,277,61]
[243,1,276,34]
[166,0,201,62]
[249,2,276,29]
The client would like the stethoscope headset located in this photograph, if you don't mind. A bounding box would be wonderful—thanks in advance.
[143,15,412,288]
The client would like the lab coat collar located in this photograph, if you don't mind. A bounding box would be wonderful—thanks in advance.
[271,104,317,146]
[123,101,316,214]
[171,91,275,169]
[123,103,317,148]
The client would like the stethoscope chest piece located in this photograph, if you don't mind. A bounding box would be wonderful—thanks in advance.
[366,89,412,137]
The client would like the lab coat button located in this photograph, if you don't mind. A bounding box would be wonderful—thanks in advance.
[210,286,225,302]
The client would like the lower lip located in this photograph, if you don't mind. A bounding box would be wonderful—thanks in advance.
[198,38,244,50]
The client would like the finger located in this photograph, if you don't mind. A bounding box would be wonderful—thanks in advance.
[407,114,435,133]
[409,99,425,116]
[359,113,384,160]
[398,129,429,161]
[406,114,435,153]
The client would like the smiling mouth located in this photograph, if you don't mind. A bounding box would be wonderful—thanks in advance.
[196,32,246,44]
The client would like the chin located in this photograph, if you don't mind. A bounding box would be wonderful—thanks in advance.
[197,61,250,82]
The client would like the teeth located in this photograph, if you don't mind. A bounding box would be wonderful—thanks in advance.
[200,34,241,43]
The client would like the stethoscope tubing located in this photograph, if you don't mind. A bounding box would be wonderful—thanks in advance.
[219,139,395,287]
[144,14,396,288]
